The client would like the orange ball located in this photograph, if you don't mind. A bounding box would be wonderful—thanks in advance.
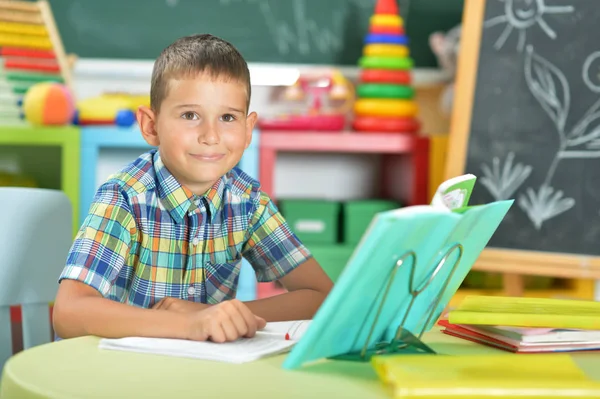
[23,82,75,126]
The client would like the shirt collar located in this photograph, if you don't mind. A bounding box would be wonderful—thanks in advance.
[203,177,224,220]
[153,151,224,223]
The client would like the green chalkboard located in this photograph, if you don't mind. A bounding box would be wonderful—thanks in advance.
[46,0,463,67]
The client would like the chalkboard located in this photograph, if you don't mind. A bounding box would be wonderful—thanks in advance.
[43,0,463,67]
[446,0,600,278]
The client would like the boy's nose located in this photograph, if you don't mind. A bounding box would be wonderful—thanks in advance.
[198,126,220,145]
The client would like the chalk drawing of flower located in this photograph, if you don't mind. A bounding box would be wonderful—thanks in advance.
[518,185,574,230]
[480,152,532,201]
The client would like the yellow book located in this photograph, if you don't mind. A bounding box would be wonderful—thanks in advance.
[447,295,600,329]
[372,354,600,398]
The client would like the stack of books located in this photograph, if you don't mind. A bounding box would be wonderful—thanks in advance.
[440,295,600,353]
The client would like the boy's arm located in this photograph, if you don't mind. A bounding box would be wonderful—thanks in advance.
[54,280,265,341]
[152,258,333,321]
[243,257,333,321]
[54,280,191,339]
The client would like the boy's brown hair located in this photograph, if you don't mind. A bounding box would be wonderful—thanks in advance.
[150,34,251,113]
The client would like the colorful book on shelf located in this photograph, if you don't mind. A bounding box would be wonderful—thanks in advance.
[371,353,600,398]
[448,295,600,330]
[438,319,600,353]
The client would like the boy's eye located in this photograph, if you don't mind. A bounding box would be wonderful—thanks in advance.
[181,112,199,120]
[220,114,236,122]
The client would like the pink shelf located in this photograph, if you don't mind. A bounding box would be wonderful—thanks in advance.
[259,130,425,153]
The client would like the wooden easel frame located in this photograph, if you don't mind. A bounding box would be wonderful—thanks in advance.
[444,0,600,295]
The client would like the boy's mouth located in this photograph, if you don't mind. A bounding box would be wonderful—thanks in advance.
[190,153,225,162]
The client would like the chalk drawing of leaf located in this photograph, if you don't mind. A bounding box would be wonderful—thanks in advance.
[480,152,532,201]
[566,111,600,147]
[524,45,570,136]
[518,185,575,230]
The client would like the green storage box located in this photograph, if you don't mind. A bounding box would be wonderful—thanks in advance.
[343,199,400,244]
[309,244,355,282]
[278,199,340,244]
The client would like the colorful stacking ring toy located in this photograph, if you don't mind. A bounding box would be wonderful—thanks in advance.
[353,116,421,133]
[357,84,414,99]
[352,0,420,135]
[363,44,408,57]
[360,69,411,85]
[359,56,413,70]
[354,99,418,117]
[364,33,408,45]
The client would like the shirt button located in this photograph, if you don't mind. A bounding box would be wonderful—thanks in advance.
[192,237,199,246]
[187,286,196,295]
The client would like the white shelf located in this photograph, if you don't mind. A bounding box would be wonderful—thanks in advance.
[74,58,450,88]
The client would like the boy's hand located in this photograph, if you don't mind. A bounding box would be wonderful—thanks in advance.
[152,297,210,313]
[187,299,266,343]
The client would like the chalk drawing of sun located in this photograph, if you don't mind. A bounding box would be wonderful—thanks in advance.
[484,0,574,52]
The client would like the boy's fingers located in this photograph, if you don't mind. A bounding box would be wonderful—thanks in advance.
[228,308,251,337]
[231,300,258,337]
[255,316,267,330]
[221,318,240,342]
[208,324,226,343]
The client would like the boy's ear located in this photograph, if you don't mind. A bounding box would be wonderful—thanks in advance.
[245,111,258,149]
[137,106,160,146]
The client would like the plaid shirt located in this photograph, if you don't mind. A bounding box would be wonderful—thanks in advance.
[60,150,312,308]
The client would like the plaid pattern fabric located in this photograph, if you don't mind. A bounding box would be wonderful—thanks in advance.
[60,150,312,308]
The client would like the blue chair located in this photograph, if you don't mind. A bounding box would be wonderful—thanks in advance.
[0,188,72,369]
[79,126,259,301]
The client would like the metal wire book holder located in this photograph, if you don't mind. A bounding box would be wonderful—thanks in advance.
[332,243,464,362]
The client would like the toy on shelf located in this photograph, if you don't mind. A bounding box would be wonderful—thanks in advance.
[0,0,74,126]
[429,24,461,117]
[22,82,74,125]
[352,0,421,134]
[74,92,150,127]
[257,69,355,132]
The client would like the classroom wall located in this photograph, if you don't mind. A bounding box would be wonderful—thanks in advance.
[73,59,451,201]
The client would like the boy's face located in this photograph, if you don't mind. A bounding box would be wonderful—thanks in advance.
[138,72,256,195]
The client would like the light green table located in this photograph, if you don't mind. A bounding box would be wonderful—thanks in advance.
[2,328,600,399]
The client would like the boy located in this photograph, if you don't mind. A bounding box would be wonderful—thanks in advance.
[53,34,333,343]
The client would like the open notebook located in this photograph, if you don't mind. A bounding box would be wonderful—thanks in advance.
[98,320,311,364]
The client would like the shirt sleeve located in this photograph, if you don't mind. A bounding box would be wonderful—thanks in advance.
[59,184,136,297]
[242,191,312,282]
